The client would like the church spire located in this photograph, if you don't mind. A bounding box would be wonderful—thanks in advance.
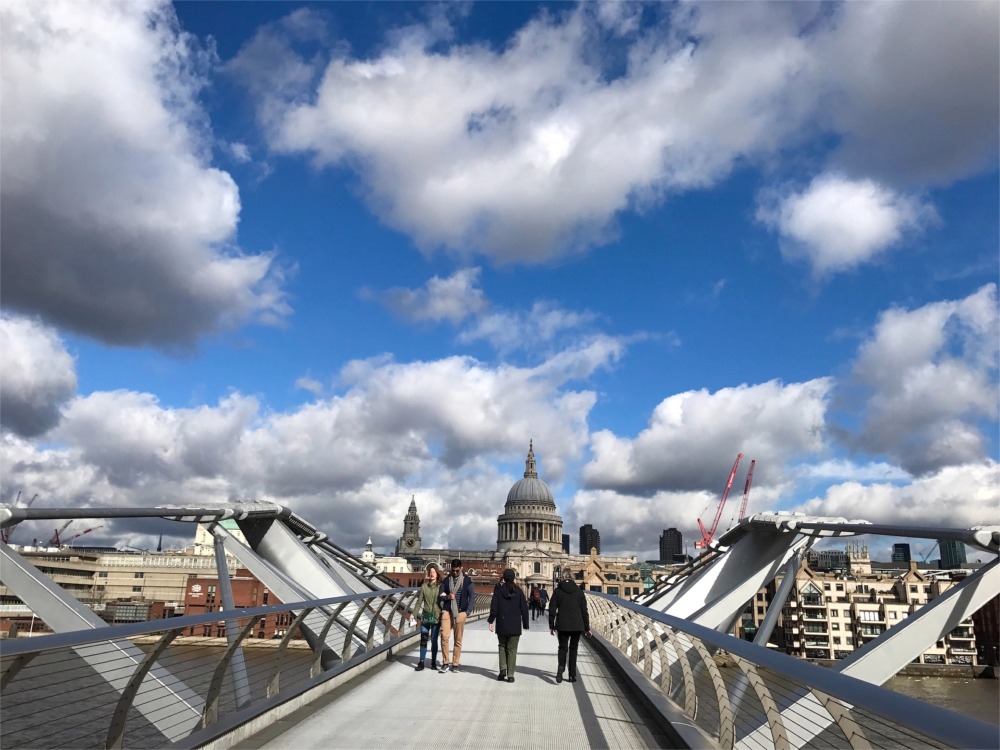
[524,440,538,478]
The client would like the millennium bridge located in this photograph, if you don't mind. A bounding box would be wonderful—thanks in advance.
[1,503,997,749]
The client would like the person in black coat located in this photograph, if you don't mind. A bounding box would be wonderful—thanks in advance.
[548,575,591,683]
[488,568,529,683]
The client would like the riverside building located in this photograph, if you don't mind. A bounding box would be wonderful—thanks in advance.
[740,542,980,667]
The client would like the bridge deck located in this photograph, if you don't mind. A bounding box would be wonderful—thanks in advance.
[238,618,673,749]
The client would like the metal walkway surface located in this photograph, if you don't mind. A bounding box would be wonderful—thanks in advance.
[238,619,673,750]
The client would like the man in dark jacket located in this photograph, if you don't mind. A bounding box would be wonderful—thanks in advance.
[438,559,475,673]
[548,575,591,683]
[488,568,529,682]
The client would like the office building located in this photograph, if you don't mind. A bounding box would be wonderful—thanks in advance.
[579,524,601,555]
[660,528,683,563]
[938,539,967,570]
[891,543,911,563]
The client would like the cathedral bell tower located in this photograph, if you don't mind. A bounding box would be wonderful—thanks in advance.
[397,495,422,554]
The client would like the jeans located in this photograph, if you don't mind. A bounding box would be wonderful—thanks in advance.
[497,634,520,675]
[419,622,440,663]
[557,631,583,677]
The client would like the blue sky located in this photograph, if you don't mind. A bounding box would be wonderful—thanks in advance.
[1,1,997,562]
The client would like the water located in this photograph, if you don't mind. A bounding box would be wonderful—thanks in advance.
[885,675,999,725]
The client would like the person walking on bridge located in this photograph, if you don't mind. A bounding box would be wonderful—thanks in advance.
[549,573,591,683]
[414,562,443,672]
[488,568,529,683]
[438,559,474,673]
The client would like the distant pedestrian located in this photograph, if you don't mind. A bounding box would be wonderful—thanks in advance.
[488,568,529,682]
[539,587,549,614]
[438,559,475,673]
[414,562,443,672]
[530,586,542,620]
[548,574,591,683]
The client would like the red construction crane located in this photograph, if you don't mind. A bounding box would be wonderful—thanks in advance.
[48,521,73,546]
[738,460,756,520]
[63,525,102,546]
[696,453,743,549]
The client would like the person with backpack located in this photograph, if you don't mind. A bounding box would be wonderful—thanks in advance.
[539,586,549,615]
[488,568,529,682]
[530,586,542,620]
[548,573,591,683]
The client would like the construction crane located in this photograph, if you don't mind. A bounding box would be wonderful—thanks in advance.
[0,492,38,544]
[62,525,102,547]
[48,521,73,547]
[738,460,756,520]
[919,542,939,564]
[696,453,743,549]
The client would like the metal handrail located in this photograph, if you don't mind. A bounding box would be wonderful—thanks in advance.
[586,593,998,750]
[0,588,424,750]
[0,587,414,657]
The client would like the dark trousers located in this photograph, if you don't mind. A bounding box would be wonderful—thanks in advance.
[557,630,583,677]
[497,634,520,675]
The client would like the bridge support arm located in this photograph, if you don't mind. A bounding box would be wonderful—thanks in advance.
[212,529,252,709]
[0,542,202,741]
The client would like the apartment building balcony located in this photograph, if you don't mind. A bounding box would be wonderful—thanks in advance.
[858,628,886,640]
[948,645,977,655]
[802,624,828,634]
[803,638,829,647]
[801,612,828,622]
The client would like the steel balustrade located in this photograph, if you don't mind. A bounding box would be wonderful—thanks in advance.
[0,587,494,750]
[1,587,476,750]
[585,593,998,750]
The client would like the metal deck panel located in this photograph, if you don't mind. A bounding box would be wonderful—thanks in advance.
[247,619,669,749]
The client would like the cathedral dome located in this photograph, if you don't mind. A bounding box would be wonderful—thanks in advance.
[497,441,563,554]
[505,441,555,509]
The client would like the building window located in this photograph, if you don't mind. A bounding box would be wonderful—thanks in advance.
[831,623,839,631]
[824,584,831,591]
[835,584,844,591]
[846,637,853,645]
[833,637,841,645]
[830,609,838,616]
[909,585,918,593]
[134,572,145,579]
[132,586,142,593]
[889,612,897,619]
[534,562,541,574]
[98,571,108,578]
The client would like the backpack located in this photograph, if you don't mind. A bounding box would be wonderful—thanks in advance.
[532,588,540,602]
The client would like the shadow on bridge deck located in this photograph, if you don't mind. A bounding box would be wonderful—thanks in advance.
[235,619,675,750]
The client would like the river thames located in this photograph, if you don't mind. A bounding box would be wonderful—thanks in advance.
[886,674,999,724]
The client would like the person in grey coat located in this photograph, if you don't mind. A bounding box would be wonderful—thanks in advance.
[548,575,591,683]
[488,568,529,682]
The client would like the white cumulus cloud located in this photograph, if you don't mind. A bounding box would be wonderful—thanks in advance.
[0,0,289,347]
[0,315,78,437]
[757,174,935,275]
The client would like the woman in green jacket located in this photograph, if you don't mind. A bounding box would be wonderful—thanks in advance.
[415,562,443,671]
